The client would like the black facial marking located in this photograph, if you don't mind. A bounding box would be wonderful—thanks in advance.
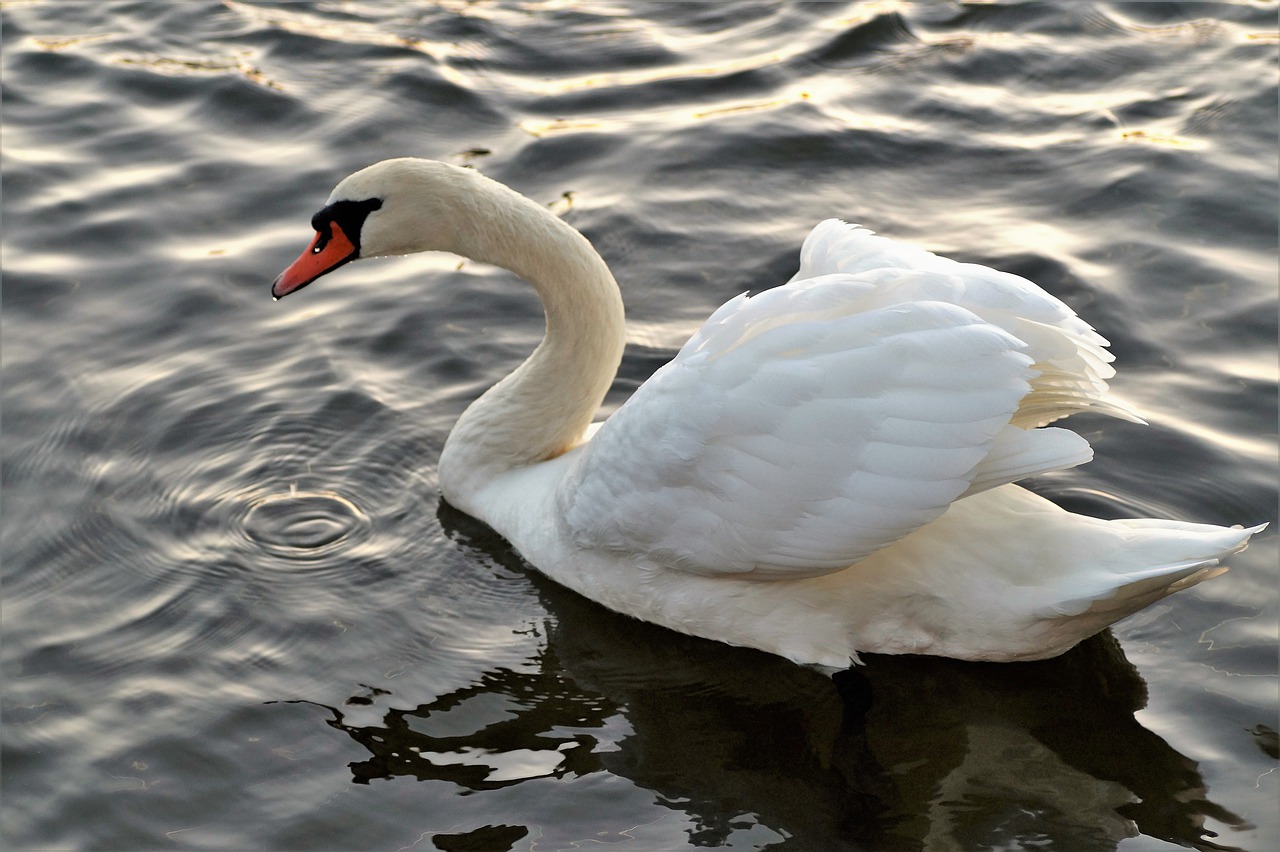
[310,197,384,256]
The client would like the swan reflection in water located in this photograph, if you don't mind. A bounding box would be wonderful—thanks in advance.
[282,503,1250,852]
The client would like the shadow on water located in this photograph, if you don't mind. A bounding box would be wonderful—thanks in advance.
[274,502,1250,852]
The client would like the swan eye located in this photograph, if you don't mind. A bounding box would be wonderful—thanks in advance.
[309,198,383,254]
[307,219,334,255]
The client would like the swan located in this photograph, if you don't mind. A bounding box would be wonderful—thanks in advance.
[271,158,1262,667]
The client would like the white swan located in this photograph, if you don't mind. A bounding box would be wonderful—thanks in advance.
[272,158,1262,667]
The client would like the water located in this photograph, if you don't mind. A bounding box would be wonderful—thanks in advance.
[2,1,1276,849]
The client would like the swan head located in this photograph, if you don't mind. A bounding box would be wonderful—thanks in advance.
[272,158,477,298]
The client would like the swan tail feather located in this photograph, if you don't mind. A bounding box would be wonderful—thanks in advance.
[1036,521,1265,622]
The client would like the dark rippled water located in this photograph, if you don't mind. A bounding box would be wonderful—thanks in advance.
[3,2,1276,850]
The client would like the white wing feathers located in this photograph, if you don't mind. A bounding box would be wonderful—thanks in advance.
[792,221,1144,427]
[559,221,1133,579]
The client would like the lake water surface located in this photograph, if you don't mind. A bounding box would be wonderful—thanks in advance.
[2,2,1277,850]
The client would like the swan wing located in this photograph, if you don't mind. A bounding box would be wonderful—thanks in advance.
[559,271,1091,579]
[790,221,1144,427]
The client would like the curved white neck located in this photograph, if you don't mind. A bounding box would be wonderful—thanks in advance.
[437,187,626,513]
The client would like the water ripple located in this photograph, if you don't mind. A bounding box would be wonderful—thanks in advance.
[240,488,370,561]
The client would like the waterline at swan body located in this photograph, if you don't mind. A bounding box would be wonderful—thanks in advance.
[271,158,1262,667]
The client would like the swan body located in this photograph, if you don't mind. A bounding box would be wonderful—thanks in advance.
[273,158,1262,666]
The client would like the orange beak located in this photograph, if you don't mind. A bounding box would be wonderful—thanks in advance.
[271,220,358,299]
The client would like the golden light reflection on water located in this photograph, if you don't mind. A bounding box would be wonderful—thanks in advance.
[517,88,811,137]
[220,0,479,66]
[116,54,281,89]
[1171,420,1276,464]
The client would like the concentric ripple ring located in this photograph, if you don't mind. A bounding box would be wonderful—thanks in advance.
[243,490,370,558]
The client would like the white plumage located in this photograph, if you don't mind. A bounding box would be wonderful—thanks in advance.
[272,158,1263,667]
[564,291,1046,576]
